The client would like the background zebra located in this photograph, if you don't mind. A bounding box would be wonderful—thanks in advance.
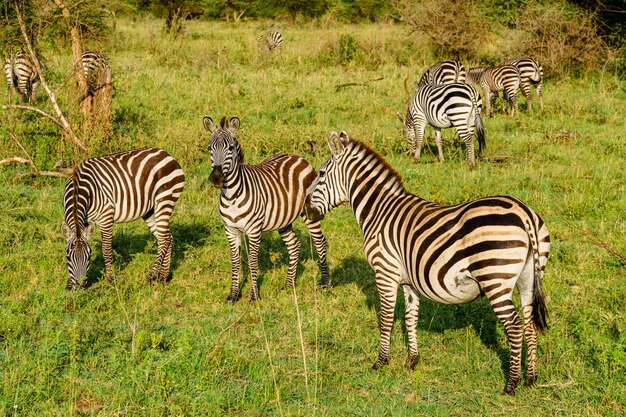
[4,49,40,102]
[466,65,521,117]
[398,82,485,168]
[203,115,329,302]
[306,132,550,395]
[504,58,544,112]
[415,60,466,89]
[257,31,283,53]
[61,148,185,289]
[81,50,112,96]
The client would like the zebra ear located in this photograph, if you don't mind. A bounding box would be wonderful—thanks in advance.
[202,116,217,133]
[228,117,240,134]
[339,131,350,145]
[84,223,96,239]
[61,222,73,239]
[328,131,345,156]
[396,111,405,125]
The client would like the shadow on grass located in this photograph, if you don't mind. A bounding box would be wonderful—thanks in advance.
[83,220,212,288]
[330,254,509,376]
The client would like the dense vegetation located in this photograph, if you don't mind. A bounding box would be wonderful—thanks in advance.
[1,7,625,417]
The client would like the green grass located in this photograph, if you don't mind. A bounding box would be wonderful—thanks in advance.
[1,17,625,416]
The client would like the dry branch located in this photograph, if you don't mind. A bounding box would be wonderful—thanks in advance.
[1,105,65,130]
[335,77,384,92]
[1,133,70,178]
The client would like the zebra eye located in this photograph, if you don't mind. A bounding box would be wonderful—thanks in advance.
[318,171,326,178]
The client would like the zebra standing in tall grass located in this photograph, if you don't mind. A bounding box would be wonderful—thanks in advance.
[504,58,544,112]
[306,132,550,395]
[466,65,521,117]
[4,49,40,102]
[257,31,283,53]
[398,82,485,168]
[61,148,185,289]
[204,116,329,302]
[416,60,466,88]
[81,50,111,96]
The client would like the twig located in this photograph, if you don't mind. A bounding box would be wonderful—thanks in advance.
[0,157,29,166]
[0,133,70,178]
[335,77,384,92]
[1,105,66,130]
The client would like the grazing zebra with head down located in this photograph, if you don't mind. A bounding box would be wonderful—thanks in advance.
[416,60,466,88]
[398,82,485,168]
[81,50,111,96]
[257,31,283,53]
[306,132,550,395]
[504,58,544,112]
[4,49,40,102]
[203,116,329,302]
[466,65,521,117]
[61,148,185,289]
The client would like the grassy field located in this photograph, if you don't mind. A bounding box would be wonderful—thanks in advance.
[1,17,625,416]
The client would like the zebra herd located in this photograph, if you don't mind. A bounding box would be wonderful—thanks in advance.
[4,49,111,102]
[401,58,544,168]
[3,40,549,395]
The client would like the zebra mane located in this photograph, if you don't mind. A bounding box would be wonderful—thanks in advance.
[70,171,82,239]
[351,140,405,192]
[220,116,227,128]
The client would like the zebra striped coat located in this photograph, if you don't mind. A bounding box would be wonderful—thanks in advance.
[61,148,185,289]
[4,49,40,102]
[416,60,466,89]
[467,65,521,117]
[400,82,485,168]
[81,50,111,96]
[306,132,550,395]
[257,31,283,53]
[204,116,329,302]
[504,58,544,112]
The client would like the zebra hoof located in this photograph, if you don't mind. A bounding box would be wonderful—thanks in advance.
[226,293,239,304]
[406,353,419,370]
[372,357,389,370]
[318,282,331,291]
[501,387,516,396]
[524,375,537,387]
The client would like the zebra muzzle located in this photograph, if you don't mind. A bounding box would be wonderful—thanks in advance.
[209,166,224,188]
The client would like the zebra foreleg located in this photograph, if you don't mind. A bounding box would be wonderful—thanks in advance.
[278,225,300,289]
[225,229,242,303]
[247,231,262,302]
[100,220,115,282]
[402,285,420,369]
[302,217,330,288]
[412,122,426,163]
[372,273,399,370]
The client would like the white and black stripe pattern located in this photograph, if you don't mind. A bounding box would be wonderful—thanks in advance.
[257,31,283,53]
[203,116,329,302]
[416,60,466,89]
[306,132,550,395]
[399,82,485,168]
[504,58,544,112]
[81,50,111,95]
[61,148,185,289]
[466,65,521,117]
[4,49,40,102]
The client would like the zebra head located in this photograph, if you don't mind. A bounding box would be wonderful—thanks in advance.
[203,115,241,188]
[61,222,96,289]
[306,131,351,221]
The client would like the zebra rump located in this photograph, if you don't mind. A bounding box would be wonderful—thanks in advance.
[4,49,40,102]
[416,60,466,89]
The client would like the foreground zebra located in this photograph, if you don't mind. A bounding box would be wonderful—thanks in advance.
[416,60,466,88]
[4,49,40,102]
[257,31,283,53]
[62,148,185,289]
[306,132,550,395]
[466,65,521,117]
[204,116,329,302]
[81,50,111,96]
[398,82,485,168]
[504,58,544,112]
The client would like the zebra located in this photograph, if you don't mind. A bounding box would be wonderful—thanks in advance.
[257,31,283,53]
[504,58,544,112]
[305,132,550,395]
[415,60,466,89]
[4,49,40,102]
[466,65,521,117]
[81,50,111,96]
[61,148,185,289]
[397,82,485,168]
[203,115,329,302]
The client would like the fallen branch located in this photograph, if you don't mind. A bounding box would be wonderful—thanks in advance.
[1,105,66,130]
[335,77,384,92]
[0,157,29,166]
[0,133,70,178]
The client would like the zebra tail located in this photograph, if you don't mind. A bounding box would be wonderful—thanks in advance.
[528,220,548,334]
[472,100,486,156]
